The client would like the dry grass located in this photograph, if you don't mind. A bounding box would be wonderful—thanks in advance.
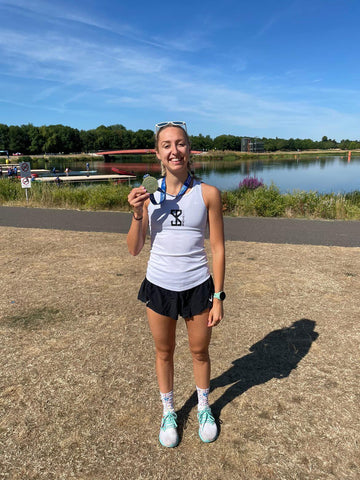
[0,227,359,480]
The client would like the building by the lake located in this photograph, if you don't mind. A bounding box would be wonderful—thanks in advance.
[241,138,264,153]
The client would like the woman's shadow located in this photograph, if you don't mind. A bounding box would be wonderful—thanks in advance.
[177,318,319,436]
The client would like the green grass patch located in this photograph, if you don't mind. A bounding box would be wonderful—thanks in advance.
[222,185,360,220]
[1,178,360,219]
[3,307,63,330]
[0,179,132,211]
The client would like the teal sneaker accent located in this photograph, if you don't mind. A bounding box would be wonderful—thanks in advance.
[197,407,218,443]
[159,411,179,448]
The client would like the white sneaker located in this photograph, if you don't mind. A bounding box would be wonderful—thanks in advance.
[197,407,218,443]
[159,411,179,448]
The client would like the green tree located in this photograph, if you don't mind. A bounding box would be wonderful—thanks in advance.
[263,137,278,152]
[80,130,97,152]
[319,137,338,150]
[59,126,82,153]
[348,140,360,149]
[339,139,351,149]
[0,124,9,151]
[133,129,155,148]
[285,138,296,151]
[93,125,113,151]
[213,134,242,151]
[299,138,315,150]
[22,124,44,154]
[40,125,63,153]
[190,134,214,151]
[8,125,29,153]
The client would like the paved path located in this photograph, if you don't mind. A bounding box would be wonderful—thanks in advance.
[0,206,359,247]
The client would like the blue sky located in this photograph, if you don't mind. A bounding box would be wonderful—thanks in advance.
[0,0,359,140]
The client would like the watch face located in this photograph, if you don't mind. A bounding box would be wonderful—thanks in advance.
[215,291,226,300]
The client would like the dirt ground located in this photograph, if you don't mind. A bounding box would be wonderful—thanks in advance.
[0,227,359,480]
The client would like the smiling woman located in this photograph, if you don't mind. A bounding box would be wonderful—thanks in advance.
[154,122,192,178]
[127,121,226,448]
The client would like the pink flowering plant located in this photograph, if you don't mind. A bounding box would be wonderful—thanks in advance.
[239,176,264,190]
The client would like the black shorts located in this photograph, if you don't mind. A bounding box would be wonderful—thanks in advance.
[138,276,214,320]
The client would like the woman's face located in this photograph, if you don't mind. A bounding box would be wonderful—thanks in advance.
[156,126,190,174]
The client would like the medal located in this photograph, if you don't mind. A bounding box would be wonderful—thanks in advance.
[142,175,159,194]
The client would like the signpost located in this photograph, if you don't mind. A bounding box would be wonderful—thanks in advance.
[21,177,31,188]
[20,161,31,202]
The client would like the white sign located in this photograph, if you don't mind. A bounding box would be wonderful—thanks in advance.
[20,161,31,178]
[21,177,31,189]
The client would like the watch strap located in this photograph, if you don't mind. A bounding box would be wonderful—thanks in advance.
[214,291,226,301]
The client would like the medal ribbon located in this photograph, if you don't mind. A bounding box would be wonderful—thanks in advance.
[150,174,193,205]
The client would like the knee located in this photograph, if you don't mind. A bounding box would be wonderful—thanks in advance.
[189,345,209,363]
[155,343,175,362]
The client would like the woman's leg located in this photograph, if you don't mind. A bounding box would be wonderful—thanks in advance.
[147,308,179,448]
[185,309,212,389]
[186,309,218,442]
[147,307,177,393]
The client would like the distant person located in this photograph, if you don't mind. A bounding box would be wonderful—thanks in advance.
[52,167,56,174]
[0,165,2,177]
[86,162,90,177]
[65,167,69,176]
[127,121,225,448]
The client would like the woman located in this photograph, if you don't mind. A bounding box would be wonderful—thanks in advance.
[127,121,225,448]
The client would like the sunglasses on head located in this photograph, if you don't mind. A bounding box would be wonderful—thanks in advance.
[155,121,187,134]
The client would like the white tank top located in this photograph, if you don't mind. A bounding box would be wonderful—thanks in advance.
[146,179,210,291]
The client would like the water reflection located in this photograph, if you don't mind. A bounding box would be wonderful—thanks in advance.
[198,155,360,193]
[31,155,360,193]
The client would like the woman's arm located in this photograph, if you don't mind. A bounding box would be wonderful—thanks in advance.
[202,183,225,327]
[127,186,150,256]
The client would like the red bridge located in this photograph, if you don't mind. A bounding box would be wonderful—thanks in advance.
[96,149,203,156]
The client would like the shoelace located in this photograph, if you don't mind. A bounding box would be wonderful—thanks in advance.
[198,408,215,426]
[161,411,178,430]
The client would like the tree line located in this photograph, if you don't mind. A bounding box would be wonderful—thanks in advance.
[0,123,359,155]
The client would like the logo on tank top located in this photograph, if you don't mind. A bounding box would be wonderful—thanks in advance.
[170,209,183,226]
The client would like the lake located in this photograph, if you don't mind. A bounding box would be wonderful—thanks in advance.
[193,155,360,193]
[40,154,360,194]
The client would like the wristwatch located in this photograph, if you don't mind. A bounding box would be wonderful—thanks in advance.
[214,291,226,301]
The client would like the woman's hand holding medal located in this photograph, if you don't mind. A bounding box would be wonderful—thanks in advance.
[127,175,158,218]
[141,175,158,194]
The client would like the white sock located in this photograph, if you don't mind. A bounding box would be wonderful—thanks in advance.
[160,390,175,413]
[196,386,210,410]
[159,391,178,448]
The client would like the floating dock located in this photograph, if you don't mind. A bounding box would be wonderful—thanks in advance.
[33,174,135,183]
[1,167,50,174]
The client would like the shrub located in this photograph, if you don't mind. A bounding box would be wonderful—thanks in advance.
[283,190,320,217]
[1,176,360,220]
[345,191,360,206]
[252,185,285,217]
[315,195,337,219]
[0,178,22,202]
[221,191,239,214]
